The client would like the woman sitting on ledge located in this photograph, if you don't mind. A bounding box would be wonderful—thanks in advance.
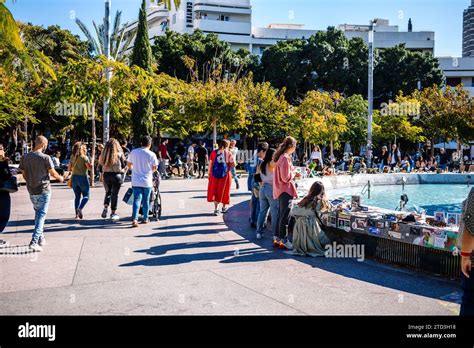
[289,181,330,257]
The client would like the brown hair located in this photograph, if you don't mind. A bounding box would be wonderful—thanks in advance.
[298,181,329,211]
[273,136,297,162]
[218,139,230,151]
[101,138,122,167]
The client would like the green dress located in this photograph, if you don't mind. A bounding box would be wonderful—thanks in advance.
[290,202,327,257]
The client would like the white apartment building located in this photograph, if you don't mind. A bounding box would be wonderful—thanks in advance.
[122,1,435,55]
[438,57,474,96]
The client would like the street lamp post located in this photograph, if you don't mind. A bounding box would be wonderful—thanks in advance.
[103,0,111,143]
[367,20,375,168]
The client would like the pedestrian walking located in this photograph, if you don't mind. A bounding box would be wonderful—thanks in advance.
[159,139,171,178]
[127,136,159,228]
[186,142,196,178]
[19,136,64,251]
[196,141,208,179]
[99,138,127,221]
[207,139,235,215]
[68,142,92,219]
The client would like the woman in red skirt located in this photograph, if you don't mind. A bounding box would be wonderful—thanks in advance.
[207,139,235,215]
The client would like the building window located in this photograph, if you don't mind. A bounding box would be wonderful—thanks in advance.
[219,15,230,21]
[446,77,462,86]
[172,14,177,24]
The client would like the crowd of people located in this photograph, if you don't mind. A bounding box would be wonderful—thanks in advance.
[1,134,474,317]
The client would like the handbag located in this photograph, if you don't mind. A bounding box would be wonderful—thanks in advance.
[0,176,18,193]
[67,155,80,188]
[122,187,134,206]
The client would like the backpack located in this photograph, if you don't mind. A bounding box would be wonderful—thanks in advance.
[212,150,228,179]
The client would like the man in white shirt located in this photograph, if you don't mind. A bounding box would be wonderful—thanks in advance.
[127,136,159,227]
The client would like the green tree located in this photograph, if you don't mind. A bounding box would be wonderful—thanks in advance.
[130,0,154,144]
[374,45,444,105]
[296,90,348,158]
[237,75,289,142]
[338,94,368,149]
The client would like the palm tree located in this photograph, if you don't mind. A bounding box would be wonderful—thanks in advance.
[75,10,133,61]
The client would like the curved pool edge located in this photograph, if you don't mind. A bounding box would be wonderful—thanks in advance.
[307,173,473,190]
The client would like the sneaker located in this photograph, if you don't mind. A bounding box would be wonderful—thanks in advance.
[76,208,83,219]
[142,219,150,224]
[110,214,120,221]
[132,220,139,228]
[29,242,43,252]
[256,233,262,240]
[38,236,46,246]
[213,209,219,216]
[101,207,108,219]
[280,240,293,250]
[236,182,240,190]
[221,207,228,214]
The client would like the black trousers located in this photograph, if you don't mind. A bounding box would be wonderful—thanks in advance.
[0,191,11,233]
[461,269,474,316]
[277,192,293,239]
[198,161,206,177]
[103,172,123,211]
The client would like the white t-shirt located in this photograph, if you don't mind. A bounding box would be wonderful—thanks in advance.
[310,150,322,161]
[128,148,159,188]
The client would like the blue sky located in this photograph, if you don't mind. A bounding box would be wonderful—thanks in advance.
[6,0,469,57]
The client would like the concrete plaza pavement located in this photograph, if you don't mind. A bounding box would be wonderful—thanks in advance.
[0,177,462,315]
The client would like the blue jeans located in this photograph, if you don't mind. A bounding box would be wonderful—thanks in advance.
[461,272,474,316]
[230,167,238,184]
[72,175,90,210]
[257,184,279,236]
[132,187,152,221]
[29,192,51,243]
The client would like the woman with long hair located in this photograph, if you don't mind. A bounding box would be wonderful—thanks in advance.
[99,138,127,221]
[290,181,330,257]
[273,136,300,250]
[256,148,279,240]
[68,141,92,219]
[207,139,235,216]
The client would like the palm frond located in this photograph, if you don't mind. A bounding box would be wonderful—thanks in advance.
[92,20,105,55]
[75,17,101,55]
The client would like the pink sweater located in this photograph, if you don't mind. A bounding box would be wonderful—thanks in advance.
[273,153,298,199]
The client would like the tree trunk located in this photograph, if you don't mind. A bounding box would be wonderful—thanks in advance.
[430,138,435,158]
[330,139,334,159]
[90,109,96,188]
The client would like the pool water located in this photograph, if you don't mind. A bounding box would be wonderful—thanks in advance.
[327,184,471,216]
